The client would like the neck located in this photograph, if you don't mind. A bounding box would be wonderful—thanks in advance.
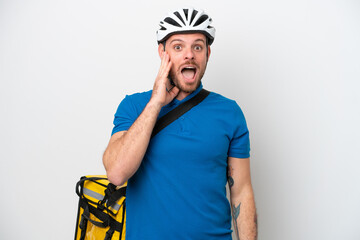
[176,91,192,101]
[175,83,203,101]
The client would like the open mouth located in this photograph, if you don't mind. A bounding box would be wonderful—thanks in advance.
[181,66,197,81]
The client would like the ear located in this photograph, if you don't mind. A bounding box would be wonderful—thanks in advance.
[158,43,165,57]
[207,45,211,61]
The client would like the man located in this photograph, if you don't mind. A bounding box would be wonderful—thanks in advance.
[103,7,257,240]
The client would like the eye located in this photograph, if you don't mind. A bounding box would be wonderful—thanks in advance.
[174,45,182,50]
[194,45,203,51]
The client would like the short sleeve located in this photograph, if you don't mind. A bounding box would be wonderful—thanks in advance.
[227,102,251,158]
[111,95,138,136]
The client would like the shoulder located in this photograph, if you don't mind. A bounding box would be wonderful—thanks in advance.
[206,91,243,112]
[114,90,152,116]
[123,90,152,105]
[118,90,152,110]
[203,90,247,125]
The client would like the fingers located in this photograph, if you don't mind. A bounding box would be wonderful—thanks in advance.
[168,86,180,98]
[158,52,172,82]
[151,51,178,107]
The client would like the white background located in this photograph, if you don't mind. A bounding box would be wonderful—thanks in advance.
[1,0,359,239]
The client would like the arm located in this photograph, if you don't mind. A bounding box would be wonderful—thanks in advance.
[228,157,257,240]
[103,52,179,186]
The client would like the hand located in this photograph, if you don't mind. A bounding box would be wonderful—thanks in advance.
[150,52,179,107]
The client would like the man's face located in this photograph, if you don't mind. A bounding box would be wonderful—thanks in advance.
[161,33,211,94]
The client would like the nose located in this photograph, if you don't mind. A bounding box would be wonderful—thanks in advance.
[184,48,195,60]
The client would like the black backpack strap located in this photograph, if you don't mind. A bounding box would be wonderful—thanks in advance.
[79,199,123,232]
[151,89,210,138]
[104,184,126,210]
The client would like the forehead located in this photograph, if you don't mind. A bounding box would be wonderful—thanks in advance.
[167,33,207,44]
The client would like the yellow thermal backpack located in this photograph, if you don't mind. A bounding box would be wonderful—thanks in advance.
[74,175,126,240]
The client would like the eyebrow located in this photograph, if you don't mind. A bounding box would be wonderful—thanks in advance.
[170,39,206,44]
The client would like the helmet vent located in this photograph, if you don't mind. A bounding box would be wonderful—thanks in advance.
[174,11,186,25]
[160,26,166,30]
[190,10,198,25]
[194,14,209,27]
[183,9,189,20]
[164,17,182,27]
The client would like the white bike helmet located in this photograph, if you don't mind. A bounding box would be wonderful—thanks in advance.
[156,7,216,45]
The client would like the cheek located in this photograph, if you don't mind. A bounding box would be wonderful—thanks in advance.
[170,59,181,71]
[170,63,179,73]
[199,58,208,69]
[169,54,181,64]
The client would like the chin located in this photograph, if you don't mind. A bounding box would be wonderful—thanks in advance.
[175,80,201,93]
[171,73,203,94]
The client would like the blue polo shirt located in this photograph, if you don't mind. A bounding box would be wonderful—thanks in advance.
[112,84,250,240]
